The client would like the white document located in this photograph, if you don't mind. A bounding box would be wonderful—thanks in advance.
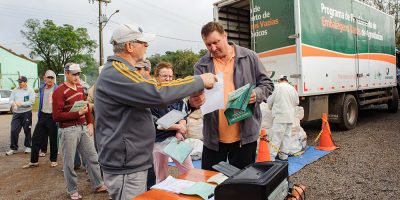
[150,176,195,193]
[201,72,224,115]
[156,109,187,129]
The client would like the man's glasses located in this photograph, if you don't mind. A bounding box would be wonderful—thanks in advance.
[130,40,149,47]
[46,77,54,79]
[72,73,80,76]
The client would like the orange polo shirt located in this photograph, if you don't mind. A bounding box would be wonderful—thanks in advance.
[213,45,240,143]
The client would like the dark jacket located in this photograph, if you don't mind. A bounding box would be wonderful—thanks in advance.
[95,56,205,175]
[151,100,187,143]
[194,43,274,151]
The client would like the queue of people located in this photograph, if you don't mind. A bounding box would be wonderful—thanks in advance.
[3,21,303,200]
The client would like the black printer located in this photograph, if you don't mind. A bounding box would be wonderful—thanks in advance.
[213,161,288,200]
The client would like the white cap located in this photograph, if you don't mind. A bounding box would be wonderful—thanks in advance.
[110,24,155,44]
[64,63,81,74]
[136,59,152,70]
[279,75,288,80]
[45,70,56,78]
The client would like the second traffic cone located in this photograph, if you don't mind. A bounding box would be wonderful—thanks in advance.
[256,129,271,162]
[316,113,339,151]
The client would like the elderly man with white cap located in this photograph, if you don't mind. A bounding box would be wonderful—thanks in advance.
[95,23,218,199]
[267,75,299,161]
[23,70,60,169]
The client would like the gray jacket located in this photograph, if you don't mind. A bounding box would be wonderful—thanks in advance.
[95,56,204,175]
[194,43,274,151]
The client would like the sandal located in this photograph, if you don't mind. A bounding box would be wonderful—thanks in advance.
[70,192,82,200]
[22,162,39,169]
[50,162,58,167]
[95,184,108,193]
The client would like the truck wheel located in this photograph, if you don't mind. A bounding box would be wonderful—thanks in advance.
[338,94,358,130]
[388,87,399,113]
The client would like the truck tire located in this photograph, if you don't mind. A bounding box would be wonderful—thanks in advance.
[338,94,358,130]
[388,87,399,113]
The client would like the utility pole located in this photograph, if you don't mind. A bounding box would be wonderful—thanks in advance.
[91,0,118,67]
[98,0,104,66]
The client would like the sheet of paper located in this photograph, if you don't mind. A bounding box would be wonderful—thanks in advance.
[206,173,228,185]
[69,101,88,112]
[181,182,216,200]
[201,72,224,115]
[163,137,193,164]
[156,109,186,129]
[150,176,195,193]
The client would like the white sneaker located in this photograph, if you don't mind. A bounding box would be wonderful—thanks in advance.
[24,147,31,154]
[5,149,15,156]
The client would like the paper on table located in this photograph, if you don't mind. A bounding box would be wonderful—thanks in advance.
[201,72,224,115]
[181,182,216,200]
[150,176,195,193]
[206,173,228,185]
[163,137,193,164]
[69,101,88,112]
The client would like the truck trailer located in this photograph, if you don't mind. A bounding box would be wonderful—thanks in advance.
[214,0,399,129]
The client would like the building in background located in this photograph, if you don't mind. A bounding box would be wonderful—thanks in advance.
[0,45,38,90]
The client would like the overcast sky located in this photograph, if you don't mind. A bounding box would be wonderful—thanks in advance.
[0,0,218,62]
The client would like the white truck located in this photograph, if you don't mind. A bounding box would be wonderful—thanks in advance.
[214,0,399,129]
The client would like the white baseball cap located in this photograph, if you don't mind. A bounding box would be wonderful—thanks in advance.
[279,75,288,80]
[64,63,81,74]
[110,24,155,44]
[44,70,56,78]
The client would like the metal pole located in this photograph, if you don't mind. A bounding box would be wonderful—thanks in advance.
[99,0,104,66]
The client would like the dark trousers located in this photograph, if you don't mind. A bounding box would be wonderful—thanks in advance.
[31,112,58,162]
[201,141,257,171]
[10,111,32,150]
[40,135,48,153]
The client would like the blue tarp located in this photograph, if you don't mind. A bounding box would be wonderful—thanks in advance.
[169,146,334,176]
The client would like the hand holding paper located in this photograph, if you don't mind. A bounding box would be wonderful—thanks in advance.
[200,73,224,115]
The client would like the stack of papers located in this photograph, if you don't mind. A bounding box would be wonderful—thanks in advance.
[151,176,216,200]
[224,83,255,125]
[163,137,193,164]
[201,72,224,115]
[69,101,88,112]
[206,173,228,185]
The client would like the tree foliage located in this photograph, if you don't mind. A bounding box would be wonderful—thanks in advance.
[21,19,97,76]
[148,49,207,78]
[359,0,400,47]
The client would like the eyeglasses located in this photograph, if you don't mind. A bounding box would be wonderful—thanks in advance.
[46,77,54,79]
[158,75,173,79]
[130,40,149,47]
[72,73,80,76]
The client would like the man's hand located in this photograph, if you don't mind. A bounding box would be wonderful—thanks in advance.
[200,73,218,89]
[87,123,94,136]
[15,102,22,107]
[248,90,257,104]
[189,91,205,108]
[78,105,88,116]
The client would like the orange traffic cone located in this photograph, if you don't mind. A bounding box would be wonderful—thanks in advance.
[316,113,339,151]
[256,129,271,162]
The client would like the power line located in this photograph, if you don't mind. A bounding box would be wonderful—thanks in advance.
[157,35,202,43]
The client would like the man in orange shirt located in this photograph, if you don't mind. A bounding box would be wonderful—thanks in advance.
[189,22,274,170]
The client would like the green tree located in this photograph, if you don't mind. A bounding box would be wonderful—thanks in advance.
[359,0,400,47]
[148,49,207,78]
[21,19,97,76]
